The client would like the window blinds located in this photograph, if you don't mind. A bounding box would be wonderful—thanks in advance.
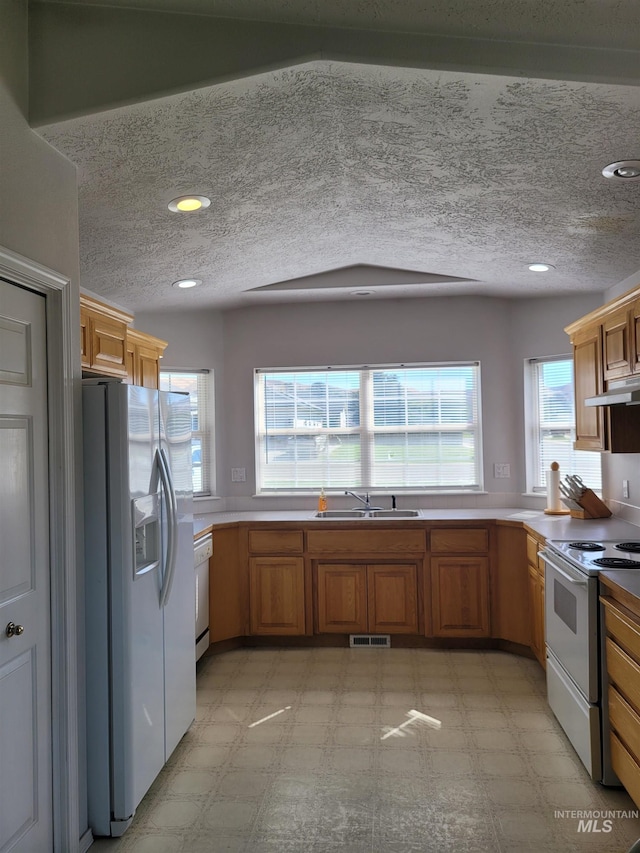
[255,363,482,492]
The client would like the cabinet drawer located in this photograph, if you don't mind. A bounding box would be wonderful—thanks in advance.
[526,534,542,568]
[307,529,425,555]
[606,637,640,713]
[430,528,489,554]
[611,731,640,810]
[602,596,640,663]
[609,686,640,765]
[248,529,303,554]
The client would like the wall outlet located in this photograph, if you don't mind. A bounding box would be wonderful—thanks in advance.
[623,479,630,499]
[231,467,246,482]
[493,463,511,479]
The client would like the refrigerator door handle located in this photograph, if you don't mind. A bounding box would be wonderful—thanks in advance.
[157,448,178,608]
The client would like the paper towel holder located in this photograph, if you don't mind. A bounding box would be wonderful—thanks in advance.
[545,461,570,515]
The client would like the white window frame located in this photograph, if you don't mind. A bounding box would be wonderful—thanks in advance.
[254,361,483,494]
[160,368,214,497]
[525,354,602,494]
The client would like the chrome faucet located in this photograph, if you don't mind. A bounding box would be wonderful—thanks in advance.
[344,491,382,513]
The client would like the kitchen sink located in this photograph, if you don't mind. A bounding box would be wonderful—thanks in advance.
[314,510,367,518]
[368,509,421,518]
[314,509,420,518]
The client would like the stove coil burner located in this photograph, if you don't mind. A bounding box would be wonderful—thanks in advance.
[592,557,640,568]
[568,542,605,551]
[615,542,640,553]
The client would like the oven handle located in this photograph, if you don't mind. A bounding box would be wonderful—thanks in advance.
[539,549,588,586]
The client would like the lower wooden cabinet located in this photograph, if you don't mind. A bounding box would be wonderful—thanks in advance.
[249,555,306,635]
[526,532,546,667]
[430,556,490,637]
[315,562,418,634]
[601,583,640,809]
[210,527,245,643]
[528,564,545,665]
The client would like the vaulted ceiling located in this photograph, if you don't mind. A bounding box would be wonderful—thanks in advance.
[34,0,640,312]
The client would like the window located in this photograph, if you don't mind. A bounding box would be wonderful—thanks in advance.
[254,363,482,492]
[160,370,213,496]
[526,356,601,492]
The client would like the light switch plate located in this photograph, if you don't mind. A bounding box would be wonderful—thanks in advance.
[494,463,511,479]
[231,467,246,482]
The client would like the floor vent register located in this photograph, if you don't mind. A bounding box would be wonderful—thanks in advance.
[349,634,391,648]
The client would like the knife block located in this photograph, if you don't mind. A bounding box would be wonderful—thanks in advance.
[569,489,612,519]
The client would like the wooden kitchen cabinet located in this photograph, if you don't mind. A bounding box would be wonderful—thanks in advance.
[247,526,307,635]
[125,327,167,389]
[491,525,531,647]
[600,577,640,809]
[315,562,418,634]
[565,286,640,453]
[430,555,490,637]
[80,294,132,377]
[316,563,368,633]
[209,526,246,642]
[570,323,607,451]
[249,555,306,635]
[526,531,546,667]
[603,307,633,382]
[428,526,491,638]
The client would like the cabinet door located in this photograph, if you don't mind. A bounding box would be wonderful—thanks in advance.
[528,564,544,664]
[80,305,91,368]
[316,563,367,633]
[603,308,632,381]
[249,556,305,635]
[367,564,418,634]
[211,527,245,642]
[89,313,128,376]
[572,325,606,451]
[135,342,161,389]
[430,556,490,637]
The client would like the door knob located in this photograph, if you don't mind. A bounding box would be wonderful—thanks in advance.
[5,622,24,638]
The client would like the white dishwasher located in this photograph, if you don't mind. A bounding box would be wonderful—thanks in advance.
[194,533,212,661]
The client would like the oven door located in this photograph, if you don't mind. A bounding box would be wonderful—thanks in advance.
[541,548,598,702]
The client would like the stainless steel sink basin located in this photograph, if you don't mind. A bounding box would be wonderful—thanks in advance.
[368,509,421,518]
[314,509,420,518]
[314,510,367,518]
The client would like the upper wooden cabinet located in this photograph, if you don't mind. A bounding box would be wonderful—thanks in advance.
[80,294,167,388]
[80,294,132,378]
[125,328,167,389]
[603,307,633,381]
[566,289,640,453]
[569,323,607,451]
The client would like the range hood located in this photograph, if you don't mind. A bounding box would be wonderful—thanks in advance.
[585,379,640,407]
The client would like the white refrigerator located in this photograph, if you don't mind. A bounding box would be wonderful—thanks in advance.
[83,380,195,837]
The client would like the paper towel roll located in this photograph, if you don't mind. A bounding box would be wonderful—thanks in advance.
[545,462,564,513]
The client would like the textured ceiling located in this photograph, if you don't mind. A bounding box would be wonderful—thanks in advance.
[35,4,640,312]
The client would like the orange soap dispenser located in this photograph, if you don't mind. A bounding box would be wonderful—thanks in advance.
[318,488,327,512]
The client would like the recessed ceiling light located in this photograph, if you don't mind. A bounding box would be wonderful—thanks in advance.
[173,278,202,289]
[168,195,211,212]
[602,161,640,181]
[528,263,554,272]
[351,290,373,296]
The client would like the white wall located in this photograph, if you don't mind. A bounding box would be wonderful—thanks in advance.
[135,308,226,510]
[1,0,85,840]
[140,293,603,510]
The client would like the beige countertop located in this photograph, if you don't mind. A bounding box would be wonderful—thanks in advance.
[193,507,640,542]
[600,569,640,601]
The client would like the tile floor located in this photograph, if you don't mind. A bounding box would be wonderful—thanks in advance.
[90,647,640,853]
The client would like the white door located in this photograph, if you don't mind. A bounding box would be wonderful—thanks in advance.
[0,279,52,851]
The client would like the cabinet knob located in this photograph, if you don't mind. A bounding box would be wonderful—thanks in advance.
[5,622,25,638]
